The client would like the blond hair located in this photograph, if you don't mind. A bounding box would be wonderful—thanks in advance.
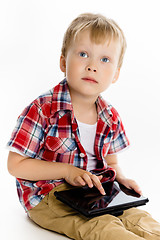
[61,13,127,68]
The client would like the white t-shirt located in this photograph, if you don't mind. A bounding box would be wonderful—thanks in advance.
[77,120,97,171]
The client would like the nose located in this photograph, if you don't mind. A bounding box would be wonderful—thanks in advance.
[87,67,97,72]
[86,60,97,73]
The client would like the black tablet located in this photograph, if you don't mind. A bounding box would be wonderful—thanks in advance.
[54,181,149,218]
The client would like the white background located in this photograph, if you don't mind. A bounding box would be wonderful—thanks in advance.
[0,0,160,239]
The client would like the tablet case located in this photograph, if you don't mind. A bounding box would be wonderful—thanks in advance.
[54,181,149,218]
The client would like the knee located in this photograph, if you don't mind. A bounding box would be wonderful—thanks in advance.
[78,214,124,240]
[119,207,151,227]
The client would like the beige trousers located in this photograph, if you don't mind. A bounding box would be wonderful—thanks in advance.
[28,183,160,240]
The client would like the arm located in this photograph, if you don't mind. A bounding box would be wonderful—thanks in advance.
[7,151,105,195]
[104,154,142,195]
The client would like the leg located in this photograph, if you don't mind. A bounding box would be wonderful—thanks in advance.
[28,183,145,240]
[75,214,145,240]
[119,208,160,239]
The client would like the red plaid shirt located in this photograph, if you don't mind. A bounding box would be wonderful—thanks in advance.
[7,79,129,212]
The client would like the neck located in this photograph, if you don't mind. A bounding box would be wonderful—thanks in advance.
[69,89,98,124]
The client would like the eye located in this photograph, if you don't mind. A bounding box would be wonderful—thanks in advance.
[101,57,110,63]
[79,52,88,58]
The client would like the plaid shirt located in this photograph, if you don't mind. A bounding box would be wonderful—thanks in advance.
[7,79,129,212]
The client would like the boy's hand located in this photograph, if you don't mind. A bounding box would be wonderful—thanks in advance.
[64,165,106,195]
[118,178,142,195]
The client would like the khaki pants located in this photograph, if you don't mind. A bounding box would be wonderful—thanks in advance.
[28,183,160,240]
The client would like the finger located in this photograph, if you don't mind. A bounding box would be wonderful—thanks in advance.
[74,176,86,186]
[129,180,142,195]
[97,175,103,180]
[82,173,93,188]
[132,184,142,195]
[91,174,106,195]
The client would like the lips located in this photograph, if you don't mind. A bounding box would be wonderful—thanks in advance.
[82,77,98,83]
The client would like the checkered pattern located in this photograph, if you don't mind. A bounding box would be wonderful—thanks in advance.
[7,79,129,211]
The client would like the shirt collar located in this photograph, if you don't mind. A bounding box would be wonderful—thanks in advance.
[51,78,73,113]
[96,95,114,126]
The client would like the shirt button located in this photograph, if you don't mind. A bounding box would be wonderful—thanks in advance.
[72,133,75,138]
[79,152,85,158]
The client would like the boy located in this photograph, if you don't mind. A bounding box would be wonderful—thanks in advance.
[7,13,160,239]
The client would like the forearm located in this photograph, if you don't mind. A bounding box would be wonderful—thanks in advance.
[105,154,142,194]
[8,151,106,195]
[108,162,126,182]
[8,151,68,181]
[104,154,126,182]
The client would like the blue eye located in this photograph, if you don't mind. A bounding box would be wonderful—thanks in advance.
[79,52,88,58]
[101,57,110,63]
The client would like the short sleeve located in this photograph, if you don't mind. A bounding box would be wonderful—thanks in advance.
[7,102,46,158]
[107,119,130,155]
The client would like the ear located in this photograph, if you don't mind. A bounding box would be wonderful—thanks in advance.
[112,68,120,84]
[60,55,66,73]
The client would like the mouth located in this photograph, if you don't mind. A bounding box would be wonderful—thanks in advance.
[81,77,98,84]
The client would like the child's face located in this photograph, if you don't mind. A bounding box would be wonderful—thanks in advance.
[60,30,121,99]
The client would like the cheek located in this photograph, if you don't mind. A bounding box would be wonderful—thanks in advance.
[100,68,116,88]
[103,65,117,79]
[66,59,82,78]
